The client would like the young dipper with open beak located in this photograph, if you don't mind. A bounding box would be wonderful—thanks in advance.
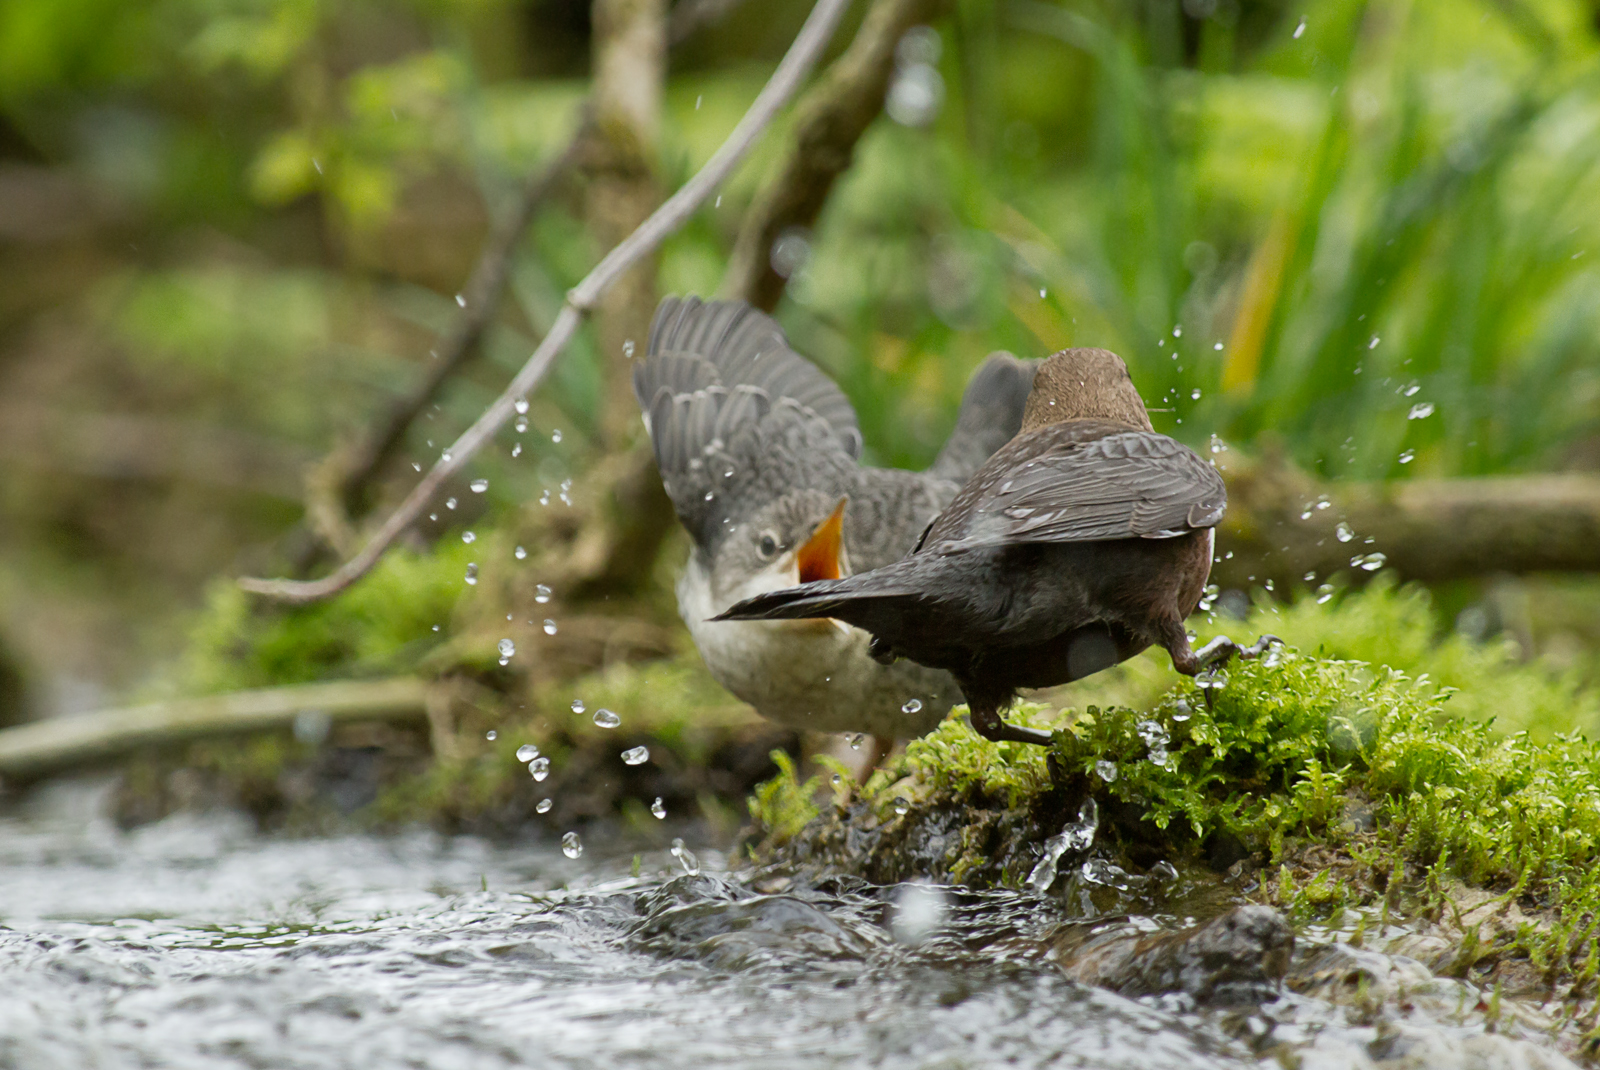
[716,346,1278,746]
[636,296,1036,741]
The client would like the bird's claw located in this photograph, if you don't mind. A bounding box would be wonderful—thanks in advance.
[1192,634,1284,710]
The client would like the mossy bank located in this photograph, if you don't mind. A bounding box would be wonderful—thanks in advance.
[750,639,1600,1012]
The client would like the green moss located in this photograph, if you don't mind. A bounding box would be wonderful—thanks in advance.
[748,750,822,845]
[171,541,475,695]
[757,637,1600,986]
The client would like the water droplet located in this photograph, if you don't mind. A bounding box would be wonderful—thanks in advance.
[1335,522,1355,542]
[1173,325,1182,338]
[1196,669,1227,695]
[830,773,842,787]
[1039,287,1047,298]
[462,531,476,544]
[446,496,458,510]
[694,94,702,110]
[569,699,586,716]
[535,584,552,604]
[1293,14,1307,37]
[622,746,649,766]
[1403,381,1421,397]
[1368,335,1380,349]
[1209,434,1228,454]
[514,397,530,417]
[1190,388,1202,401]
[1095,759,1118,782]
[455,293,466,308]
[485,729,497,741]
[561,831,583,858]
[1407,402,1434,420]
[592,708,621,729]
[536,797,552,813]
[543,619,557,635]
[651,797,667,819]
[539,489,551,506]
[514,415,528,434]
[514,545,527,560]
[470,478,489,493]
[886,61,943,127]
[1171,699,1192,722]
[529,756,550,781]
[464,563,479,585]
[551,429,562,443]
[849,733,864,750]
[715,194,721,208]
[1353,551,1387,572]
[1026,798,1099,892]
[622,339,635,359]
[1398,449,1415,464]
[893,798,910,816]
[670,838,700,875]
[511,442,522,457]
[704,491,714,502]
[412,462,422,471]
[902,698,923,714]
[516,744,539,762]
[1213,342,1224,350]
[497,637,516,661]
[1081,857,1134,890]
[431,624,441,632]
[441,450,452,462]
[1316,583,1336,604]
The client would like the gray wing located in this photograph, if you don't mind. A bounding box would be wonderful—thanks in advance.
[926,352,1036,484]
[937,429,1226,548]
[637,296,861,553]
[638,296,862,459]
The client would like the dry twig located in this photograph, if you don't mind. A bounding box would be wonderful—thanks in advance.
[241,0,855,604]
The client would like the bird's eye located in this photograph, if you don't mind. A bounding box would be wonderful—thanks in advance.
[757,532,779,558]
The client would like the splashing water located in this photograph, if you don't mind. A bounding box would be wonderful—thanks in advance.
[515,546,527,560]
[592,709,621,729]
[464,564,479,585]
[543,620,557,636]
[571,700,585,714]
[1335,522,1355,543]
[515,744,539,763]
[528,757,551,781]
[622,746,649,766]
[462,531,476,544]
[561,832,583,859]
[1094,760,1118,783]
[650,797,667,819]
[670,839,700,875]
[536,797,552,813]
[497,638,515,665]
[902,698,923,714]
[470,479,488,493]
[536,585,552,604]
[1026,798,1099,892]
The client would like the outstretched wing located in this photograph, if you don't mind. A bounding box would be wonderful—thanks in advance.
[635,296,860,553]
[929,422,1226,549]
[639,296,862,458]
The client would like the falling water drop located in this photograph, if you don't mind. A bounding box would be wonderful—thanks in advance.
[529,757,550,781]
[570,699,585,714]
[536,798,552,813]
[535,584,552,604]
[551,429,563,443]
[464,563,479,585]
[1293,14,1307,37]
[516,744,539,762]
[561,832,583,859]
[1095,759,1118,782]
[514,416,528,433]
[651,797,667,819]
[455,293,466,308]
[511,443,522,458]
[470,478,489,493]
[1335,522,1355,543]
[515,397,530,415]
[1407,402,1434,420]
[849,733,865,750]
[670,838,700,875]
[446,497,458,510]
[622,746,650,766]
[1398,449,1415,464]
[902,698,923,714]
[1317,583,1336,604]
[543,620,557,635]
[462,531,476,544]
[623,339,636,358]
[497,638,515,664]
[592,708,621,729]
[515,546,527,560]
[485,730,497,741]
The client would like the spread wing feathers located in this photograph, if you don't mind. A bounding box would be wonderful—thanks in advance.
[639,295,862,459]
[648,391,856,553]
[941,430,1226,547]
[926,352,1037,484]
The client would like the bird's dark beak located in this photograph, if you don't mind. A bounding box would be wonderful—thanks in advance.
[796,498,847,584]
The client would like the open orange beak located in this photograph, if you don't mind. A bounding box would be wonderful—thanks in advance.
[796,498,847,584]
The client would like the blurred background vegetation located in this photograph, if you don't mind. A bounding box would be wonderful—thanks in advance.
[2,0,1599,743]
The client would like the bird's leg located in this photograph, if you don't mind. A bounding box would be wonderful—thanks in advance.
[968,703,1054,747]
[1161,624,1283,710]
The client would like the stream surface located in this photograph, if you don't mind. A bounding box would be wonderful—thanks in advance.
[0,779,1581,1069]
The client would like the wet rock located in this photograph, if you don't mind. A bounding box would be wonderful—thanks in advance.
[1050,905,1293,1002]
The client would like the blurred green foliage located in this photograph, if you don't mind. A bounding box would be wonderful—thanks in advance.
[3,0,1599,709]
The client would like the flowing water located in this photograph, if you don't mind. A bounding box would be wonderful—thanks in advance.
[0,779,1581,1069]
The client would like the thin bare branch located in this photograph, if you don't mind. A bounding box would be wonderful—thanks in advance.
[240,0,856,604]
[724,0,945,311]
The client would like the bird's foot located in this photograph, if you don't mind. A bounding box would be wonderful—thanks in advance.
[969,705,1054,747]
[1191,634,1283,710]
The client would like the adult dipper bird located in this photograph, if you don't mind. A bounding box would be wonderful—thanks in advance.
[715,346,1276,746]
[637,296,1036,740]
